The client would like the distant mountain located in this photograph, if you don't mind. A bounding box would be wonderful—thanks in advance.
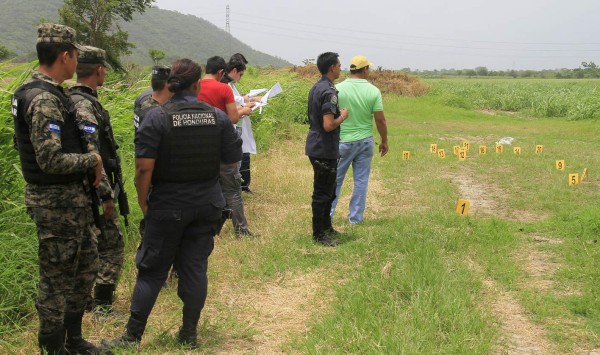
[0,0,290,67]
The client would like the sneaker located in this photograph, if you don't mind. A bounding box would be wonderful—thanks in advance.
[235,229,256,238]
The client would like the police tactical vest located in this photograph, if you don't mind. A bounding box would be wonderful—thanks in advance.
[70,89,118,175]
[133,90,153,133]
[12,80,84,185]
[152,101,221,183]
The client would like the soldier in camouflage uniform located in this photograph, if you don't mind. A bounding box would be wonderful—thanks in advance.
[133,65,172,138]
[11,24,103,354]
[70,46,125,314]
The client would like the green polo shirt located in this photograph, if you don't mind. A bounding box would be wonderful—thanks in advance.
[337,78,383,143]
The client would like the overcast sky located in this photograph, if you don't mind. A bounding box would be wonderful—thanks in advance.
[154,0,600,71]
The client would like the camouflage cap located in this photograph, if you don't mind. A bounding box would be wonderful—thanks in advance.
[37,23,83,50]
[78,45,110,67]
[152,65,171,80]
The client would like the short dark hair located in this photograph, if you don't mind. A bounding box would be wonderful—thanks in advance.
[226,60,246,73]
[76,63,101,79]
[205,56,226,74]
[350,66,368,75]
[167,58,202,93]
[151,79,167,91]
[316,52,339,75]
[230,53,248,64]
[37,42,76,66]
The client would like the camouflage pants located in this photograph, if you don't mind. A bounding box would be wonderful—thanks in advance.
[96,212,124,285]
[28,206,99,334]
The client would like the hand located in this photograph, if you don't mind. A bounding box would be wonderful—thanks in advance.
[102,199,115,219]
[340,108,349,121]
[93,154,102,188]
[379,141,389,157]
[243,102,255,115]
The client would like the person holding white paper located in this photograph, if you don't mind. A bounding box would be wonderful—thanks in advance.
[221,54,258,193]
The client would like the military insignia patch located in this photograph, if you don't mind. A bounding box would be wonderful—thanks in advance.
[48,122,61,134]
[330,95,338,105]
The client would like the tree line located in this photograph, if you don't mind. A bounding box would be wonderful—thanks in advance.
[400,62,600,79]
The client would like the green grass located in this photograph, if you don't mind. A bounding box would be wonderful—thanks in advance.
[1,67,599,353]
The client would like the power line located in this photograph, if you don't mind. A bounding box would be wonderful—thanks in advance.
[228,26,594,60]
[229,20,600,53]
[226,11,600,47]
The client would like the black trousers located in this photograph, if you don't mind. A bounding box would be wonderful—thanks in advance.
[130,203,219,318]
[240,153,251,189]
[309,157,338,238]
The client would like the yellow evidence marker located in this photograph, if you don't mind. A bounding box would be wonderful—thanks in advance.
[463,141,471,151]
[402,151,410,161]
[556,160,565,171]
[455,199,471,216]
[453,145,460,155]
[438,149,446,159]
[458,149,467,161]
[535,145,544,154]
[568,173,580,186]
[479,145,487,155]
[582,168,589,181]
[495,144,503,153]
[430,144,438,154]
[513,147,522,155]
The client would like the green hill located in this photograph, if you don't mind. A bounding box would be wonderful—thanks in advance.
[0,0,290,67]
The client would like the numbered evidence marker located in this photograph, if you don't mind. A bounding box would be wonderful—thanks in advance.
[430,143,438,154]
[513,147,522,155]
[402,151,410,161]
[463,141,471,151]
[582,168,589,181]
[535,145,544,154]
[458,148,467,161]
[495,144,504,153]
[453,145,460,155]
[479,145,487,155]
[455,199,471,216]
[568,173,580,186]
[437,149,446,159]
[555,160,565,171]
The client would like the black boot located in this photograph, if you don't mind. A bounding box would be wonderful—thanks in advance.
[101,314,146,350]
[93,284,115,314]
[39,328,66,354]
[64,311,101,354]
[177,305,201,348]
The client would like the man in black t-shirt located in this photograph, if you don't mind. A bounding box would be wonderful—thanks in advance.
[305,52,348,246]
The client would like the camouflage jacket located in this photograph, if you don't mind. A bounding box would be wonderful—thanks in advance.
[22,71,98,208]
[70,84,113,200]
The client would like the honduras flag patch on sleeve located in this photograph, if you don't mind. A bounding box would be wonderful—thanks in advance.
[48,121,61,134]
[82,123,97,134]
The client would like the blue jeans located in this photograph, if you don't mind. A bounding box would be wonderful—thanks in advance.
[330,137,374,224]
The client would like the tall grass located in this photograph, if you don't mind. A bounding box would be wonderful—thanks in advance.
[0,62,39,337]
[428,78,600,120]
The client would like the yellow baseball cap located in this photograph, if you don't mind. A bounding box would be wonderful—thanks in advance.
[349,55,374,70]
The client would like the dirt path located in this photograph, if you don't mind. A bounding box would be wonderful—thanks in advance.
[210,270,335,354]
[446,166,559,353]
[443,168,545,222]
[468,259,557,354]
